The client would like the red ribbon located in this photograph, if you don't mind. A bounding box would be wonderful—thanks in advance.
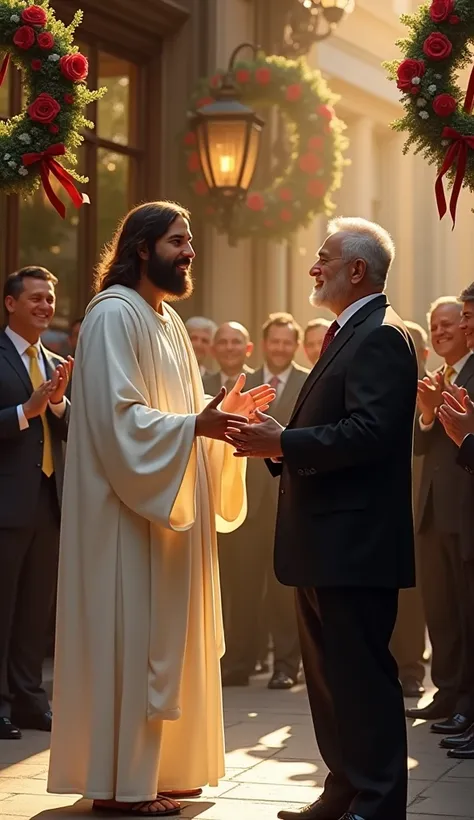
[21,144,84,219]
[0,53,10,87]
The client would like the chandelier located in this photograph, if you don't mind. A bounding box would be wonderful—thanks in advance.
[281,0,355,56]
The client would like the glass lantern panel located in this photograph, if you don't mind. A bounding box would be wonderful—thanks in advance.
[206,119,248,188]
[196,124,214,188]
[239,124,262,192]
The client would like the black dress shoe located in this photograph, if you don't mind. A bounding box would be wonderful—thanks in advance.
[12,709,52,732]
[431,713,472,735]
[401,677,425,698]
[278,798,344,820]
[447,736,474,759]
[268,671,296,690]
[0,717,22,740]
[405,699,453,720]
[439,723,474,749]
[222,672,249,687]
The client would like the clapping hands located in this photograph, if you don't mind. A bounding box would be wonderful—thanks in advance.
[438,385,474,447]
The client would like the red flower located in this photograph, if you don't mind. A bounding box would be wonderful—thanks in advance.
[449,14,461,23]
[49,124,59,134]
[432,93,457,117]
[396,58,425,91]
[184,131,196,146]
[317,104,334,120]
[423,32,453,61]
[21,5,47,26]
[307,179,326,197]
[31,59,42,71]
[37,32,54,50]
[196,96,213,109]
[410,87,420,95]
[235,68,251,84]
[28,92,60,124]
[210,73,222,88]
[299,152,322,174]
[187,152,201,173]
[60,53,89,82]
[255,67,271,85]
[308,135,324,151]
[247,192,265,211]
[193,179,208,196]
[430,0,454,22]
[286,84,302,102]
[280,208,293,222]
[64,93,74,104]
[278,187,293,202]
[13,25,35,50]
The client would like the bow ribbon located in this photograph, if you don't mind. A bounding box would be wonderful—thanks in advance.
[435,128,474,228]
[21,143,85,219]
[0,53,9,87]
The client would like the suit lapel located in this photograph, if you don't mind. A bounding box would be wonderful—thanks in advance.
[40,344,56,379]
[0,330,32,394]
[456,354,474,388]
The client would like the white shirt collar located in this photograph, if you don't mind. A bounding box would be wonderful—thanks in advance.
[336,293,383,331]
[263,363,293,386]
[4,326,41,357]
[449,352,472,375]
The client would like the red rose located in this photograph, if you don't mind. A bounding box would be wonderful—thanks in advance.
[396,58,425,91]
[21,5,47,26]
[410,87,420,95]
[280,208,293,222]
[299,152,322,174]
[28,92,60,124]
[184,131,196,146]
[307,179,326,197]
[49,124,59,134]
[60,53,88,82]
[278,187,293,202]
[286,84,302,102]
[31,59,42,71]
[193,179,208,196]
[432,93,457,117]
[64,93,74,104]
[235,69,251,84]
[423,32,453,61]
[430,0,454,22]
[255,67,271,85]
[449,14,461,23]
[187,152,201,173]
[37,32,54,50]
[308,135,324,151]
[13,25,35,50]
[196,96,213,109]
[317,104,334,120]
[247,192,265,211]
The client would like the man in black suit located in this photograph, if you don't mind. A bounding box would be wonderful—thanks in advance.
[227,217,417,820]
[0,267,72,740]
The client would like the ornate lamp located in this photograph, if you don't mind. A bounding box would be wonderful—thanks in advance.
[189,43,265,221]
[281,0,355,56]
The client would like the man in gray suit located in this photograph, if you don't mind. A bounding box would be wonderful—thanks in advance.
[203,321,254,395]
[220,313,309,689]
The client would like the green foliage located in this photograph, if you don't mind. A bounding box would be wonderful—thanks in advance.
[0,0,106,198]
[182,53,348,243]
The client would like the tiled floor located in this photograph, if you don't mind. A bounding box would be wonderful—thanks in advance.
[0,673,473,818]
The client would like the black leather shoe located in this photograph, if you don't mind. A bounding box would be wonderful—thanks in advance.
[268,671,296,690]
[431,714,472,734]
[405,700,453,720]
[447,737,474,759]
[0,717,22,740]
[222,672,249,687]
[401,677,425,698]
[278,798,344,820]
[12,709,52,732]
[439,724,474,749]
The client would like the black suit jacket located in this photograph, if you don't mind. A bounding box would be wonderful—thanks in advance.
[458,434,474,474]
[414,355,474,560]
[267,295,418,589]
[0,329,69,528]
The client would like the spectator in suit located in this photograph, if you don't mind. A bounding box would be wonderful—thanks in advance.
[390,320,428,698]
[406,297,474,736]
[220,313,309,689]
[303,318,330,366]
[0,267,72,740]
[185,316,217,378]
[203,321,254,395]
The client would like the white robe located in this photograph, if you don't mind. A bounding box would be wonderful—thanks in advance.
[47,285,246,801]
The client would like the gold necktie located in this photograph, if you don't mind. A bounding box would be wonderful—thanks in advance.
[445,365,456,385]
[26,346,54,477]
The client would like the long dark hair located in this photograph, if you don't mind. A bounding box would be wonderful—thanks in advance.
[93,201,191,293]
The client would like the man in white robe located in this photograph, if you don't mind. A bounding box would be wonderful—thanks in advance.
[47,201,274,817]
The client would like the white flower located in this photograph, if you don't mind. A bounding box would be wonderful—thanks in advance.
[419,111,430,120]
[441,139,450,146]
[8,160,17,168]
[417,98,427,107]
[435,74,442,80]
[3,153,11,161]
[18,133,31,144]
[428,84,437,94]
[411,77,421,86]
[18,167,28,176]
[48,54,60,62]
[10,14,20,23]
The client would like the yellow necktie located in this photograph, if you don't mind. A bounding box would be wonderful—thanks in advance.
[445,365,456,385]
[26,346,54,477]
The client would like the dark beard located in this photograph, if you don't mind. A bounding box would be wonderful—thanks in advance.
[146,251,193,300]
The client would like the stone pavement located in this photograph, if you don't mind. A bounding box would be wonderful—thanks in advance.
[0,673,473,820]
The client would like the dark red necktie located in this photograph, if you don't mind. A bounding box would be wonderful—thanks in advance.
[319,321,339,357]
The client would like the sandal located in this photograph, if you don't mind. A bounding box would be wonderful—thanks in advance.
[160,789,202,799]
[93,797,181,816]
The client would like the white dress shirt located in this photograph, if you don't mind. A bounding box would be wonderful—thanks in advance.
[263,364,292,400]
[5,326,66,431]
[335,293,383,333]
[419,352,473,431]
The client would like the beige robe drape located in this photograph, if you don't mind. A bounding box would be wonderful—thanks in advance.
[47,285,246,801]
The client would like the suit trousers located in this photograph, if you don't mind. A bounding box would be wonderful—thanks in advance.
[296,586,407,820]
[390,539,426,684]
[0,474,60,717]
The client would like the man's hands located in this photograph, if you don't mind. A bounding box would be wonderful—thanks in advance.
[221,373,276,420]
[48,357,74,404]
[417,372,444,426]
[226,410,285,458]
[22,358,74,420]
[438,385,474,447]
[196,388,248,441]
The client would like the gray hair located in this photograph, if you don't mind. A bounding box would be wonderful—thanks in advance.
[185,316,218,338]
[426,296,461,326]
[327,216,395,288]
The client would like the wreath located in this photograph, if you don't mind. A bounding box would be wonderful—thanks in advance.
[0,0,105,216]
[386,0,474,226]
[182,53,347,242]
